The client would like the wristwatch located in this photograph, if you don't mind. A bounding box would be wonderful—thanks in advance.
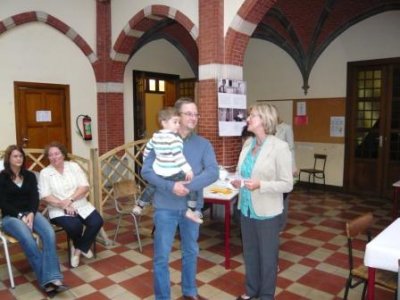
[17,212,25,219]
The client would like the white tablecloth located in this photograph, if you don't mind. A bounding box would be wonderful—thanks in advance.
[364,218,400,272]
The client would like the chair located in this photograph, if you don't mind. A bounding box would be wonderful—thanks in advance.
[344,212,397,299]
[298,154,327,189]
[0,227,39,288]
[112,179,142,252]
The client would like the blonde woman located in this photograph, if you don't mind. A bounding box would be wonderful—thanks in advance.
[231,104,293,300]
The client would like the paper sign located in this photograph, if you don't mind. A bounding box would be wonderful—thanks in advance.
[295,115,308,125]
[36,110,52,122]
[297,102,306,116]
[330,116,345,137]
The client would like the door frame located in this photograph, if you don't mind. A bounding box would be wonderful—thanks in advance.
[132,70,179,141]
[344,57,400,197]
[14,81,71,151]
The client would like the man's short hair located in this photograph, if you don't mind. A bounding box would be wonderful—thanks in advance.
[174,97,195,113]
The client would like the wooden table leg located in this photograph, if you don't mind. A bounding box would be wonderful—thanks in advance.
[367,267,375,300]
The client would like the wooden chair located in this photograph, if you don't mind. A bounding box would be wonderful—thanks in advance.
[0,228,39,288]
[112,179,142,252]
[299,154,327,189]
[344,212,397,299]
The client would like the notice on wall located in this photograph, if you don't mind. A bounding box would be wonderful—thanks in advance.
[296,101,306,116]
[330,116,345,137]
[217,79,247,136]
[36,110,52,122]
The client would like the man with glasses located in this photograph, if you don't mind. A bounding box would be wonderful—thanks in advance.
[141,97,219,300]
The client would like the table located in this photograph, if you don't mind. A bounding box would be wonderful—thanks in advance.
[392,180,400,220]
[203,180,239,269]
[364,217,400,300]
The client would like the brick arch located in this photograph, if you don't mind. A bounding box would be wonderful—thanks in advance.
[111,4,198,81]
[0,11,98,65]
[224,0,276,66]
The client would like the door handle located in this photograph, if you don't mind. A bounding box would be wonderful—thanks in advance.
[22,137,29,146]
[378,135,383,148]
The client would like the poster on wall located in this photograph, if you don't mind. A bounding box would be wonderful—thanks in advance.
[217,78,247,136]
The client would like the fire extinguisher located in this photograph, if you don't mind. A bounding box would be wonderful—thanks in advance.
[76,115,92,141]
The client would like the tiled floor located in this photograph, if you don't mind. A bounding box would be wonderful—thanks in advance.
[0,187,396,299]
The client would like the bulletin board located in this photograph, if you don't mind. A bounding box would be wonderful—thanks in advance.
[293,98,345,144]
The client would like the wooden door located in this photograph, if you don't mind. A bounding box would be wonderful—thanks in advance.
[345,59,400,197]
[145,93,164,138]
[133,71,180,140]
[14,82,71,151]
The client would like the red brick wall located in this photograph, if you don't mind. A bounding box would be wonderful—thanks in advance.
[197,1,241,167]
[96,0,125,153]
[97,93,124,154]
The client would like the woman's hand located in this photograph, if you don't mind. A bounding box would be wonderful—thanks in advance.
[64,205,76,216]
[243,178,260,191]
[230,179,242,189]
[61,198,73,209]
[22,212,34,230]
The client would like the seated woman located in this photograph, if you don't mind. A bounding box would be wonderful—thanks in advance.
[0,145,68,295]
[39,142,103,268]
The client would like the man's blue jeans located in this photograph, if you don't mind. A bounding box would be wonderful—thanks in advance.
[2,213,63,287]
[153,208,199,300]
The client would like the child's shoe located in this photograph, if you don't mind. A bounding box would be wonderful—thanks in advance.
[185,209,203,224]
[132,205,143,215]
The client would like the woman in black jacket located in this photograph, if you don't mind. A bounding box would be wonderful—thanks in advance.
[0,145,67,295]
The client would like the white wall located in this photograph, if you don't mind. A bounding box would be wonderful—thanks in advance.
[0,0,96,52]
[224,0,244,35]
[123,39,195,142]
[0,22,97,158]
[243,11,400,186]
[111,0,199,47]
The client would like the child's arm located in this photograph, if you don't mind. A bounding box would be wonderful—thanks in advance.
[185,170,194,181]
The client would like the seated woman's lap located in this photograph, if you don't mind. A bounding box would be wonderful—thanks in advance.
[51,211,103,243]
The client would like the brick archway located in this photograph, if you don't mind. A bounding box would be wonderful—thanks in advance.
[110,4,199,82]
[224,0,276,67]
[0,11,98,66]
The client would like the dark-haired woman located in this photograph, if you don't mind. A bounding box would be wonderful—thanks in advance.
[0,145,67,295]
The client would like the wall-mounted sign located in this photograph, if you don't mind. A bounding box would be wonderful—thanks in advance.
[36,110,52,122]
[217,79,247,136]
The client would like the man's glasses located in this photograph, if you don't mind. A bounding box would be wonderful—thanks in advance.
[180,112,200,118]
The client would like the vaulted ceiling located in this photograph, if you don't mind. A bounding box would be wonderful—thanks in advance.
[132,0,400,93]
[253,0,400,93]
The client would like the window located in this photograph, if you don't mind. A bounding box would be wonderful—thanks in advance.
[146,78,165,93]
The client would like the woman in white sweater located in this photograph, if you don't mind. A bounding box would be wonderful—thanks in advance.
[232,104,293,300]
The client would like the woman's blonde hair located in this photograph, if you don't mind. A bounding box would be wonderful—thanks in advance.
[249,103,278,134]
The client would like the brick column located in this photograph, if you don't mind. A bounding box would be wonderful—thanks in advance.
[95,0,124,154]
[198,0,242,168]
